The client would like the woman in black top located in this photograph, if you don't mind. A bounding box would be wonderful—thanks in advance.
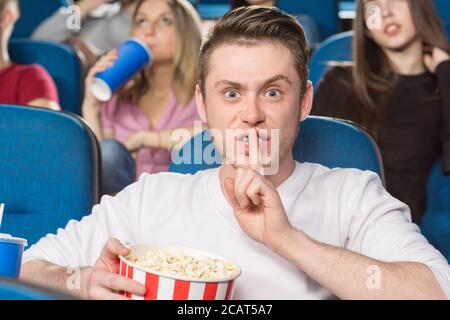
[313,0,450,224]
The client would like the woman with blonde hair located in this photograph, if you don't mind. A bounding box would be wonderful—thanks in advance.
[82,0,202,194]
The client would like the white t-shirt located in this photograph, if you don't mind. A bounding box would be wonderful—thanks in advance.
[23,162,450,299]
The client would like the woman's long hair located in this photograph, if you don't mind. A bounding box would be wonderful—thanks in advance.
[353,0,450,123]
[119,0,202,107]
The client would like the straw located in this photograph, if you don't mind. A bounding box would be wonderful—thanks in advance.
[0,203,4,229]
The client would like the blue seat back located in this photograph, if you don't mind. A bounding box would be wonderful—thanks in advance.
[309,31,354,86]
[421,160,450,262]
[169,116,384,183]
[0,277,72,300]
[0,104,100,245]
[11,0,68,39]
[277,0,339,40]
[435,0,450,23]
[9,39,83,115]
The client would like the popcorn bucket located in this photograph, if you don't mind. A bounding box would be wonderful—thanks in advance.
[119,244,241,300]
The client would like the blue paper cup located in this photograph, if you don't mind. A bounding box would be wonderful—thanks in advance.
[0,234,28,279]
[91,38,152,102]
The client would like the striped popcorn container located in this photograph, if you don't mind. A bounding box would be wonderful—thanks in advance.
[119,244,241,300]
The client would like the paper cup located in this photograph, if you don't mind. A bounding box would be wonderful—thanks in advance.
[0,203,4,228]
[0,234,28,279]
[91,38,152,102]
[119,244,241,300]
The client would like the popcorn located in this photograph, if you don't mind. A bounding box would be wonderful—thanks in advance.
[126,249,237,281]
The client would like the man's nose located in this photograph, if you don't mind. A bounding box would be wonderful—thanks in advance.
[240,97,265,126]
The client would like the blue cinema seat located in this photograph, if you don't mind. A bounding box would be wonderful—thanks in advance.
[277,0,339,40]
[0,277,74,300]
[8,39,84,115]
[0,104,101,245]
[309,31,354,87]
[11,0,68,39]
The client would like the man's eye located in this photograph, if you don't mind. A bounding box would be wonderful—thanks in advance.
[224,90,240,99]
[265,89,280,98]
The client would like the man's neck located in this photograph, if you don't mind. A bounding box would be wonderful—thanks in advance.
[383,39,426,75]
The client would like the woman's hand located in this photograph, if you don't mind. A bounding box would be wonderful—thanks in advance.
[424,47,450,74]
[83,50,118,110]
[124,131,161,158]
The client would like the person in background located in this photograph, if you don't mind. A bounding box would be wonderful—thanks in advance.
[312,0,450,224]
[32,0,139,69]
[82,0,202,195]
[0,0,60,110]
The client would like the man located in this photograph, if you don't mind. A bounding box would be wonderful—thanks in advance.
[21,6,450,300]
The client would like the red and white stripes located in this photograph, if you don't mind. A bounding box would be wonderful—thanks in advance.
[119,260,234,300]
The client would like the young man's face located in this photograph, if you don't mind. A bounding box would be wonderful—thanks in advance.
[196,41,312,173]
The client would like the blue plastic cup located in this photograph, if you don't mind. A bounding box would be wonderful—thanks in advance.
[91,38,152,102]
[0,234,28,279]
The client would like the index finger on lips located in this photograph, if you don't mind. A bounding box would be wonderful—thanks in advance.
[248,128,263,173]
[235,169,257,209]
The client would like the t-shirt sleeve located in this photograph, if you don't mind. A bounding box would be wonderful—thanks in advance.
[22,174,148,267]
[344,171,450,298]
[18,64,59,105]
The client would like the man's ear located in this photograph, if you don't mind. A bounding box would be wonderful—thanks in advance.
[299,81,313,121]
[195,84,208,124]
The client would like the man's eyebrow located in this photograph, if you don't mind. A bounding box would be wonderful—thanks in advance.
[214,80,248,89]
[262,75,292,87]
[214,75,292,89]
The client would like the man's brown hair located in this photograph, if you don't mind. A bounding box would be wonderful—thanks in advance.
[198,6,310,97]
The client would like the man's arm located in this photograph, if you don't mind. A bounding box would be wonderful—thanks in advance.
[276,228,447,300]
[21,239,146,300]
[223,166,450,300]
[19,175,148,299]
[21,260,91,298]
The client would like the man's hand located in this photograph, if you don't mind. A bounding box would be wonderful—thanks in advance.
[223,167,293,252]
[82,238,146,300]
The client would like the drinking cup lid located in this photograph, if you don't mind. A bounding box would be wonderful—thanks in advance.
[0,234,28,246]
